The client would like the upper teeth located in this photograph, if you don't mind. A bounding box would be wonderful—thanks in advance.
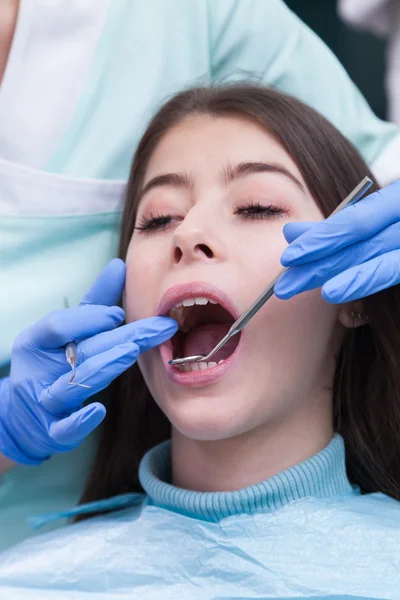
[169,297,218,331]
[173,297,217,309]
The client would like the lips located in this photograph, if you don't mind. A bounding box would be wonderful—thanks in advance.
[155,282,243,386]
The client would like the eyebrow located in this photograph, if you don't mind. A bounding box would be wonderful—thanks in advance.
[138,172,193,201]
[138,161,305,201]
[222,161,306,192]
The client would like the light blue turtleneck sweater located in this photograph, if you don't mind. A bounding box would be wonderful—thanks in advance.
[139,434,355,522]
[1,434,400,599]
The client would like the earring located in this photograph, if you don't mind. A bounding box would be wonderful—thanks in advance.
[350,310,369,324]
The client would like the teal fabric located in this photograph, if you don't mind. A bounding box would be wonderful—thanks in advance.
[47,0,399,181]
[0,433,98,551]
[1,210,122,366]
[2,0,400,553]
[1,436,400,598]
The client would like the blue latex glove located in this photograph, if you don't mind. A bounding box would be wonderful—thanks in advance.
[274,179,400,303]
[0,259,177,465]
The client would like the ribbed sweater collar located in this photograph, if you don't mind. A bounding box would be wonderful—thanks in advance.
[139,435,355,522]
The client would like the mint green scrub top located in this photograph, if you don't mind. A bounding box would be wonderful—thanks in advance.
[1,0,400,551]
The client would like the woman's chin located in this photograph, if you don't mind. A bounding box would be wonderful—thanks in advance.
[165,395,253,442]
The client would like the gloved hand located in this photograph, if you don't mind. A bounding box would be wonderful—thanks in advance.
[274,179,400,303]
[0,259,177,465]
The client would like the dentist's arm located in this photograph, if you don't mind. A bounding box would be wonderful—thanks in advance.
[0,260,177,467]
[208,0,400,185]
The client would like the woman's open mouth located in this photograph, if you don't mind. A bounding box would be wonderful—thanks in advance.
[157,285,243,385]
[170,297,241,367]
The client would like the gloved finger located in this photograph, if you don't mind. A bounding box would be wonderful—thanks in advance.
[78,316,178,361]
[79,258,126,307]
[30,305,125,349]
[275,222,400,299]
[281,182,399,266]
[321,250,400,304]
[49,403,106,446]
[282,221,315,244]
[40,342,140,414]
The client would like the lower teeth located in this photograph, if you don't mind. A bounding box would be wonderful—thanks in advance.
[175,359,224,372]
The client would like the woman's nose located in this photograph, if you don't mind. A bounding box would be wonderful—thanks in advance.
[172,216,220,264]
[174,242,214,264]
[173,229,215,264]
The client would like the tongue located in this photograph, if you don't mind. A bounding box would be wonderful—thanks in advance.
[182,323,238,362]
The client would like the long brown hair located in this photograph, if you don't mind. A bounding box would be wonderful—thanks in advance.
[79,84,400,511]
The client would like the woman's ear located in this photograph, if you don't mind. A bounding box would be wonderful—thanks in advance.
[338,301,369,329]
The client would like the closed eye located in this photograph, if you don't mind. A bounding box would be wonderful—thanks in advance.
[234,202,287,219]
[134,212,179,233]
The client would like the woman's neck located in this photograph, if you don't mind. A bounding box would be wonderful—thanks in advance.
[171,401,333,493]
[0,0,19,85]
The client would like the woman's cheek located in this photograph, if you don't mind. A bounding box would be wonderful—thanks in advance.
[126,234,171,321]
[244,229,286,285]
[124,256,154,322]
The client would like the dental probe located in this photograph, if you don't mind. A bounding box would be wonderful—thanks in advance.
[169,176,373,366]
[64,298,91,388]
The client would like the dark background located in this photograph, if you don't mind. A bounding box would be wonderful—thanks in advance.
[286,0,387,119]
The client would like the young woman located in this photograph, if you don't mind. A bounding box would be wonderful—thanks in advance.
[1,84,400,598]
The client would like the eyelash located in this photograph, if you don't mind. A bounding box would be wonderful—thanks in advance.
[134,212,179,233]
[134,202,286,233]
[234,202,286,219]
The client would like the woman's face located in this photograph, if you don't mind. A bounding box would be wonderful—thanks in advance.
[125,114,344,442]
